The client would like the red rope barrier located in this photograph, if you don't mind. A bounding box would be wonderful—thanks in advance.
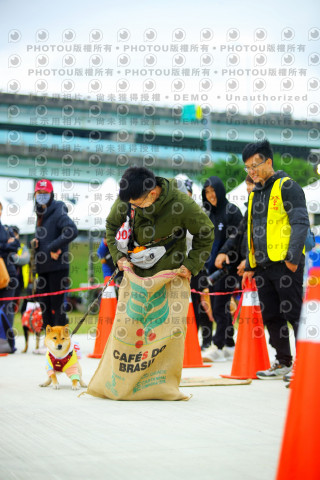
[0,284,104,302]
[190,288,244,296]
[0,283,249,303]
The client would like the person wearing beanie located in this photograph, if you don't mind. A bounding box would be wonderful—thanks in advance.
[32,180,78,353]
[174,174,193,198]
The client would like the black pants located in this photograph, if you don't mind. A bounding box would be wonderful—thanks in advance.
[254,258,304,367]
[190,270,210,332]
[207,274,238,350]
[36,270,69,329]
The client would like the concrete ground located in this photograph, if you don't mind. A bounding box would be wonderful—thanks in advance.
[0,333,293,480]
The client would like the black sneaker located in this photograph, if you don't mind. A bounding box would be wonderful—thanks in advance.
[256,362,291,380]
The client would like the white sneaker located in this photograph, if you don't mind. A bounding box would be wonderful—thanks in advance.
[256,362,291,380]
[223,346,235,360]
[203,346,227,363]
[201,345,214,362]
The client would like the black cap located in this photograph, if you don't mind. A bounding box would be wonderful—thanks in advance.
[11,225,20,235]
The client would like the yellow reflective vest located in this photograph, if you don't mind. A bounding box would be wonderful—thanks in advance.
[247,177,305,268]
[17,244,30,289]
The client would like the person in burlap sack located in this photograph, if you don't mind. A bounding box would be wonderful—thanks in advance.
[86,167,214,400]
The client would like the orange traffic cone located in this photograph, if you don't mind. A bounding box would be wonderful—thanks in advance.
[276,267,320,480]
[183,297,211,368]
[222,278,270,379]
[88,276,117,359]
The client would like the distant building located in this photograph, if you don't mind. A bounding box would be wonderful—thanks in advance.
[0,92,319,181]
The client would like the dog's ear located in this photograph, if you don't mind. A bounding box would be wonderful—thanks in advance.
[46,325,52,333]
[63,324,70,335]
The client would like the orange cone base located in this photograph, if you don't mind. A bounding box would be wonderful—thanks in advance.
[88,279,117,359]
[221,304,270,379]
[183,303,211,368]
[184,364,211,368]
[276,341,320,479]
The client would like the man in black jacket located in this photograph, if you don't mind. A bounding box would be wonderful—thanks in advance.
[242,140,309,379]
[201,176,243,362]
[32,180,78,344]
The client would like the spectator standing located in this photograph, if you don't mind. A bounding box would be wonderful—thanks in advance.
[10,226,30,314]
[201,176,243,362]
[97,234,116,279]
[32,179,78,353]
[175,174,213,343]
[242,140,309,379]
[0,203,20,353]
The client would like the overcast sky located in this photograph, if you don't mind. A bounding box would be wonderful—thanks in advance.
[0,0,319,232]
[1,0,320,120]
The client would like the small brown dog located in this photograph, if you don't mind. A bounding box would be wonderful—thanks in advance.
[40,325,86,390]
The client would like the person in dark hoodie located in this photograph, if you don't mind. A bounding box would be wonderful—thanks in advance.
[201,176,243,362]
[32,180,78,353]
[0,202,20,353]
[242,140,309,380]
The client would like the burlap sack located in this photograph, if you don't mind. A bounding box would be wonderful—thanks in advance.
[87,264,191,401]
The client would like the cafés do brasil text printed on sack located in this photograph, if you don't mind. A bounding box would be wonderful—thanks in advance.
[87,262,191,401]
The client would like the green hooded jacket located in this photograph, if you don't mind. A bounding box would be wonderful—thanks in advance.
[105,177,214,277]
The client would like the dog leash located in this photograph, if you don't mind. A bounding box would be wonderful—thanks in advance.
[30,241,37,296]
[71,268,119,336]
